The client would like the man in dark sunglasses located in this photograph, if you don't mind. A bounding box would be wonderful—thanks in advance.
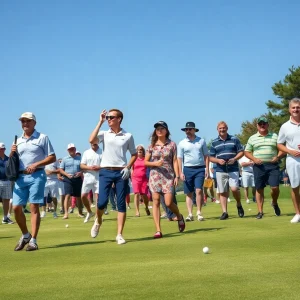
[245,117,284,219]
[89,109,137,245]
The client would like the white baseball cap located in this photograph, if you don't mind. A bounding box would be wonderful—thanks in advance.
[67,143,76,150]
[0,143,5,149]
[19,112,36,121]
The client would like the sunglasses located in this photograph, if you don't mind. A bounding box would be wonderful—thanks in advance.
[106,115,117,120]
[21,119,33,123]
[156,127,166,131]
[185,128,193,131]
[258,122,267,126]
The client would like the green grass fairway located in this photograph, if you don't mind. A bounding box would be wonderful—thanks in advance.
[0,186,299,300]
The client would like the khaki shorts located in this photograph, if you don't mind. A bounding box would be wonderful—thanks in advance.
[216,172,239,193]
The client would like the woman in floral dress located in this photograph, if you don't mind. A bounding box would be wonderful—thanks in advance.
[145,121,185,238]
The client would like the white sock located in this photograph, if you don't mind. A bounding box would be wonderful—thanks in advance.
[30,238,37,244]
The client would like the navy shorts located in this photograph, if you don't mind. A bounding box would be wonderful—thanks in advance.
[63,177,83,197]
[183,166,205,194]
[98,168,128,213]
[253,163,280,189]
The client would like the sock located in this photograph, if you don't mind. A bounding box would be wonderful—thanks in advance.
[23,232,30,239]
[3,215,7,220]
[30,238,37,244]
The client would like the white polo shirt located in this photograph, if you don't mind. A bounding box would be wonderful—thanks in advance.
[45,161,59,180]
[97,128,136,167]
[81,147,102,179]
[238,156,253,173]
[278,118,300,158]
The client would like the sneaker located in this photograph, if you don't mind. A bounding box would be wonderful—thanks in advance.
[53,212,58,219]
[104,210,109,215]
[23,208,30,213]
[290,214,300,223]
[69,208,74,213]
[185,214,194,222]
[91,204,96,208]
[145,207,151,216]
[78,213,85,218]
[215,200,220,204]
[252,197,256,203]
[127,206,131,210]
[41,211,46,218]
[160,213,167,219]
[237,205,244,218]
[220,212,229,220]
[116,234,126,245]
[197,213,204,221]
[273,204,281,216]
[84,212,95,223]
[2,217,14,224]
[60,209,65,214]
[227,198,231,203]
[14,234,32,251]
[153,231,163,239]
[178,215,186,232]
[91,218,100,238]
[246,199,250,204]
[256,212,263,219]
[26,241,39,251]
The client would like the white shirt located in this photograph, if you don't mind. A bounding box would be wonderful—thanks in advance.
[278,118,300,158]
[45,161,59,180]
[97,128,136,167]
[238,156,253,173]
[81,148,102,179]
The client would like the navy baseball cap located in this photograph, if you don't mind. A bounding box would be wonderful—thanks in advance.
[154,121,168,130]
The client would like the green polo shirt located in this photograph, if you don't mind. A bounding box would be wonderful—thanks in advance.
[245,132,278,162]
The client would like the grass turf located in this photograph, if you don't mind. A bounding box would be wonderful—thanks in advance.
[0,186,299,300]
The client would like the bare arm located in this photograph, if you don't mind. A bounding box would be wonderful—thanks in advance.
[59,168,72,179]
[278,143,300,157]
[144,153,163,167]
[89,110,106,143]
[80,163,92,171]
[127,153,137,169]
[26,154,56,174]
[204,155,210,177]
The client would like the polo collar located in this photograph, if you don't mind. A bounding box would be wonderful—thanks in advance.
[289,117,300,126]
[218,134,231,141]
[185,135,200,142]
[22,129,38,139]
[108,128,126,135]
[256,131,272,137]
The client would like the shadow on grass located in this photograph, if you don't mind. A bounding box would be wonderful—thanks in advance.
[0,236,14,240]
[42,239,115,250]
[127,227,223,243]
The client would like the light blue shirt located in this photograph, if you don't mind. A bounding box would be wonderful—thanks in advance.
[177,136,208,167]
[60,155,81,175]
[17,130,55,171]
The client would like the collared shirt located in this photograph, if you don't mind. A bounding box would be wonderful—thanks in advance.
[0,155,9,180]
[209,134,243,172]
[81,147,102,179]
[98,128,136,167]
[245,132,278,162]
[17,130,55,171]
[278,118,300,158]
[177,136,208,167]
[60,155,81,175]
[45,161,59,180]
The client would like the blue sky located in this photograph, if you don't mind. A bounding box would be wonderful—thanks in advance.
[1,0,299,158]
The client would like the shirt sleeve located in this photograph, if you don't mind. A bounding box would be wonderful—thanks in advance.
[60,158,65,169]
[127,134,137,155]
[177,141,184,159]
[209,142,216,157]
[81,151,88,164]
[43,135,55,157]
[235,138,244,153]
[277,126,286,144]
[245,136,253,152]
[97,131,105,144]
[202,140,209,156]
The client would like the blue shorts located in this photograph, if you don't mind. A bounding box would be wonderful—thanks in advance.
[183,166,205,194]
[98,168,128,213]
[13,170,46,206]
[253,163,280,189]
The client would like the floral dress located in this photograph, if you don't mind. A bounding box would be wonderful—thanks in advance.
[147,139,177,193]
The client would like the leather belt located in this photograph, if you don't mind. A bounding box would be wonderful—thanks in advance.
[102,167,124,171]
[185,165,205,169]
[19,169,43,175]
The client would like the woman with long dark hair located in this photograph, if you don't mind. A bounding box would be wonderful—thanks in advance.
[145,121,185,238]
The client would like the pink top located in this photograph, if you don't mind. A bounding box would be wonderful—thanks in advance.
[132,157,147,183]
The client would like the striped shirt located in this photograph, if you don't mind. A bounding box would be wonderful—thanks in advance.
[245,132,278,162]
[209,134,243,172]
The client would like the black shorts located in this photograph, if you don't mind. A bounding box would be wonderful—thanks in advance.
[63,177,83,197]
[253,163,280,189]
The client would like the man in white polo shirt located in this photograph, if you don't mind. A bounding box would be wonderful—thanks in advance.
[89,109,137,244]
[80,138,102,223]
[278,98,300,223]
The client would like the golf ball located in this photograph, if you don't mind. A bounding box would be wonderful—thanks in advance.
[65,224,69,228]
[248,209,252,211]
[203,246,209,254]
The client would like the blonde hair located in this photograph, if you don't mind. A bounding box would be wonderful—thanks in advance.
[217,121,228,130]
[289,98,300,108]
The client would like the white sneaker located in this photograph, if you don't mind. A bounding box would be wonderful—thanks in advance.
[246,199,250,204]
[104,210,109,215]
[290,214,300,223]
[53,212,58,218]
[185,214,194,221]
[197,213,204,221]
[116,234,126,245]
[91,218,100,238]
[91,204,96,208]
[41,211,46,218]
[227,198,231,203]
[215,200,220,204]
[84,212,95,223]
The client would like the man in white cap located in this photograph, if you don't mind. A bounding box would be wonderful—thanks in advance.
[11,112,56,251]
[59,143,84,219]
[0,142,14,224]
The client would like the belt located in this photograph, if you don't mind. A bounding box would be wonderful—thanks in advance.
[185,165,205,169]
[19,169,43,175]
[102,167,124,171]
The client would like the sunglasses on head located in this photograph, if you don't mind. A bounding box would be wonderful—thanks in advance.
[106,115,117,120]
